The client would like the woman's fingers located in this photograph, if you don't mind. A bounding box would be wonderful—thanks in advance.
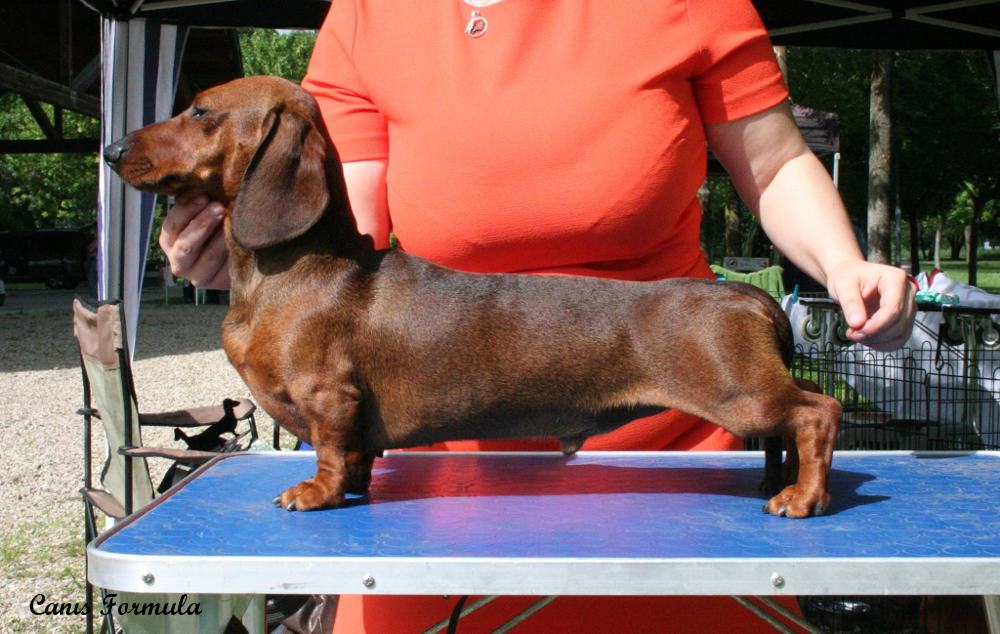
[159,196,231,289]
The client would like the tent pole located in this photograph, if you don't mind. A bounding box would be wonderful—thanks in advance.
[992,51,999,110]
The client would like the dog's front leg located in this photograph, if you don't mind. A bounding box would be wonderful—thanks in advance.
[275,444,349,511]
[274,381,363,511]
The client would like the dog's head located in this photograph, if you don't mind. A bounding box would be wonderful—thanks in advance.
[104,75,335,250]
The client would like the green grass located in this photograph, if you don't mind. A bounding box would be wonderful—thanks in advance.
[0,530,31,566]
[918,258,1000,295]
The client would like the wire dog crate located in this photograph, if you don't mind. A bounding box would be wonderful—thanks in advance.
[779,299,1000,634]
[790,300,1000,452]
[793,341,1000,452]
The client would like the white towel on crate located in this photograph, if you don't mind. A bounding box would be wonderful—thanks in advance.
[782,270,1000,446]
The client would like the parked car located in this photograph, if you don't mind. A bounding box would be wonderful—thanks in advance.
[0,224,96,290]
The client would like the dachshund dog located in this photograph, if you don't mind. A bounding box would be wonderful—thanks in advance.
[104,76,840,518]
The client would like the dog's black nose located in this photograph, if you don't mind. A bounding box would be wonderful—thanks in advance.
[103,139,127,165]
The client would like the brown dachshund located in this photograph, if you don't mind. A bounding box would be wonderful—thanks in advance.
[104,76,840,518]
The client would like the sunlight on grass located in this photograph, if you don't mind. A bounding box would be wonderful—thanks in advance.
[919,258,1000,294]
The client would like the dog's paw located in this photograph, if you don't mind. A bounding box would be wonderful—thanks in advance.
[273,478,344,511]
[763,485,830,519]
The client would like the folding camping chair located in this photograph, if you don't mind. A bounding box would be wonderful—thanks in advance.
[72,297,264,633]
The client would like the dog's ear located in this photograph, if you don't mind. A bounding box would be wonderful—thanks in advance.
[231,107,330,250]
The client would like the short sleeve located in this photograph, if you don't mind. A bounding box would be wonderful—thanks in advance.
[686,0,789,125]
[301,0,388,162]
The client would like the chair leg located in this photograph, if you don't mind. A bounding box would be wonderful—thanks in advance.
[84,499,95,634]
[247,414,259,442]
[83,497,116,634]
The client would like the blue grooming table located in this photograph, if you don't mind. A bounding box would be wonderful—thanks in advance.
[88,451,1000,597]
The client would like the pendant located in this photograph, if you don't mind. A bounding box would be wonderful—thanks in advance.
[465,9,488,38]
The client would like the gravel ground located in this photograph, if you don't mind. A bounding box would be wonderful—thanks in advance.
[0,294,279,633]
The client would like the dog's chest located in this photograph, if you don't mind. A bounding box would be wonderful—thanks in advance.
[220,312,282,399]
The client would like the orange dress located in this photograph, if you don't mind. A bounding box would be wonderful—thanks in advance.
[303,0,795,630]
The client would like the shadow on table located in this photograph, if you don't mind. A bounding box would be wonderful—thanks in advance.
[341,458,888,516]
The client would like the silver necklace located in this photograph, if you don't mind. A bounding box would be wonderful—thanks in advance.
[463,0,505,38]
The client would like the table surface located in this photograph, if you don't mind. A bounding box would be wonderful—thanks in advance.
[88,451,1000,596]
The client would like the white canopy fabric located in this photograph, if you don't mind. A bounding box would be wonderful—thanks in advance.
[97,18,186,354]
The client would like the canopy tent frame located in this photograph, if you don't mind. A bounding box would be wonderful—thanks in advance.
[770,0,1000,41]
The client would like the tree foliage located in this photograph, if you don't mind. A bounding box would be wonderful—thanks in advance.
[702,49,1000,265]
[894,51,1000,254]
[0,29,316,233]
[0,94,100,231]
[239,29,317,82]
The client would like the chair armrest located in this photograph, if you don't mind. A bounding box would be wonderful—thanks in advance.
[139,398,256,428]
[120,446,220,463]
[82,488,126,520]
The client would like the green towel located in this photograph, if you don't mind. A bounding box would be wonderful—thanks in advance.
[710,264,785,300]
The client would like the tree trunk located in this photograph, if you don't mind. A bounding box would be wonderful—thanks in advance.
[723,181,740,257]
[965,224,974,281]
[950,236,962,261]
[969,196,983,287]
[908,206,920,276]
[867,51,893,264]
[697,181,712,261]
[773,46,789,87]
[934,216,943,270]
[742,222,760,258]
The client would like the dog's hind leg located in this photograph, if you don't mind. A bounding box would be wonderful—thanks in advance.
[780,378,824,486]
[693,376,839,518]
[345,450,376,494]
[761,379,824,493]
[761,436,785,494]
[763,389,840,518]
[559,434,587,456]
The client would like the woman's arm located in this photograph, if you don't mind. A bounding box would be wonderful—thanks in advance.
[342,159,391,249]
[706,100,915,351]
[159,159,391,287]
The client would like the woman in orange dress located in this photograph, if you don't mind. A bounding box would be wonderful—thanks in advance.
[160,1,915,630]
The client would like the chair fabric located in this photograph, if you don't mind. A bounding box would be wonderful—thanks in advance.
[74,298,155,510]
[73,297,264,633]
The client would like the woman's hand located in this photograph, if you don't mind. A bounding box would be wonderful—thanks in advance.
[159,194,231,289]
[707,102,916,351]
[826,259,916,351]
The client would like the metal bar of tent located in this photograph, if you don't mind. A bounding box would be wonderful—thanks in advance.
[769,14,893,37]
[905,0,1000,15]
[141,0,244,12]
[802,0,888,12]
[904,14,1000,38]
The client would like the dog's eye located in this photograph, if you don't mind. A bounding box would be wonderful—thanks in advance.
[191,106,208,120]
